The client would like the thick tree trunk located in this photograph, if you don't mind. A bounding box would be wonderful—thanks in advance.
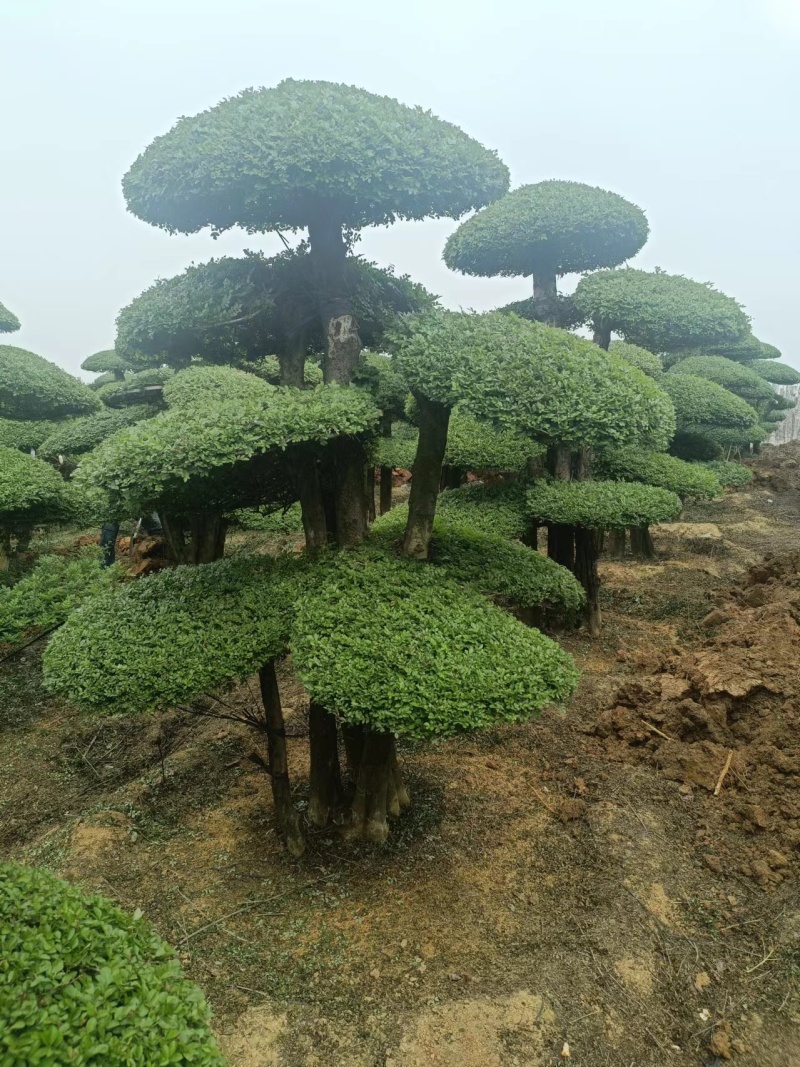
[308,703,344,828]
[548,525,575,570]
[331,438,369,548]
[257,661,305,857]
[295,451,328,551]
[278,335,307,389]
[341,722,365,783]
[160,512,226,565]
[607,528,626,557]
[593,319,612,350]
[439,465,464,490]
[533,270,559,327]
[402,395,451,560]
[630,525,656,559]
[344,730,395,844]
[574,527,601,636]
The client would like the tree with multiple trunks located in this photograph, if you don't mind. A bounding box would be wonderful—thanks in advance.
[573,268,750,352]
[444,180,648,326]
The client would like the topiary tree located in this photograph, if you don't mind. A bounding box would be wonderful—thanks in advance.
[96,366,174,408]
[81,348,134,382]
[443,180,648,326]
[609,340,663,379]
[661,372,762,459]
[667,354,777,407]
[0,862,227,1065]
[37,404,156,461]
[0,417,57,453]
[0,301,20,334]
[526,480,682,633]
[0,346,100,421]
[122,79,508,546]
[0,446,72,568]
[573,268,750,352]
[748,359,800,386]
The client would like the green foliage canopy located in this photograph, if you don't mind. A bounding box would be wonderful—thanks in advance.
[443,181,648,278]
[81,349,131,375]
[0,418,57,452]
[573,269,750,353]
[526,480,682,530]
[668,355,775,405]
[123,79,509,235]
[0,863,226,1066]
[377,414,539,473]
[0,302,20,334]
[0,447,71,534]
[291,553,578,740]
[748,360,800,385]
[661,374,761,438]
[700,460,753,487]
[38,405,156,458]
[353,351,409,420]
[609,340,663,379]
[594,447,722,501]
[97,367,174,407]
[0,346,100,420]
[432,482,530,540]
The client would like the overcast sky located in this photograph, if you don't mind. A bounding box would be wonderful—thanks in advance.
[1,0,799,376]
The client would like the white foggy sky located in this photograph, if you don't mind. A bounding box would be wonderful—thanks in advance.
[1,0,799,375]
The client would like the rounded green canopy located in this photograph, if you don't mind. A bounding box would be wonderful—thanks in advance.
[0,446,71,533]
[609,340,663,379]
[662,373,761,436]
[123,79,509,235]
[389,310,675,451]
[81,349,131,374]
[594,447,722,501]
[668,354,776,405]
[0,863,226,1066]
[0,346,100,421]
[0,418,57,452]
[38,405,155,458]
[443,180,648,279]
[573,269,750,353]
[377,413,539,474]
[0,302,20,334]
[116,251,437,371]
[748,359,800,386]
[526,480,682,530]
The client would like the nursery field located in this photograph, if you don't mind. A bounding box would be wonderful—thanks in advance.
[2,445,799,1067]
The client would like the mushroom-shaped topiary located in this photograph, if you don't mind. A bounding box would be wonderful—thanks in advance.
[81,348,133,382]
[96,366,174,408]
[0,446,71,568]
[667,355,776,407]
[748,360,800,386]
[573,269,750,352]
[526,480,682,633]
[290,552,578,840]
[0,346,100,421]
[594,447,722,501]
[0,862,227,1065]
[444,181,648,325]
[609,340,663,379]
[37,405,155,459]
[0,301,20,334]
[661,373,761,458]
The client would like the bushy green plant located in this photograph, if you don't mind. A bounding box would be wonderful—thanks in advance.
[291,552,578,739]
[0,447,70,535]
[444,180,648,279]
[81,349,132,375]
[378,414,539,474]
[0,550,122,645]
[376,422,419,470]
[0,862,227,1065]
[370,510,585,616]
[231,503,304,534]
[353,350,409,420]
[526,480,682,530]
[700,460,753,487]
[0,346,100,420]
[573,269,750,353]
[609,340,663,379]
[748,359,800,385]
[496,293,584,330]
[433,482,531,540]
[594,447,722,501]
[0,302,20,334]
[662,373,761,436]
[389,311,675,451]
[668,354,776,404]
[97,367,173,406]
[162,364,276,408]
[0,417,57,452]
[44,556,300,715]
[38,405,155,458]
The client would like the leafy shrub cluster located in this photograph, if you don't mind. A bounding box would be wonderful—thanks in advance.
[0,417,57,452]
[231,503,304,534]
[434,482,530,540]
[662,373,760,435]
[353,350,409,419]
[377,414,538,474]
[668,354,776,404]
[0,301,20,334]
[370,509,585,616]
[594,447,722,501]
[526,480,682,530]
[609,340,663,379]
[0,550,122,646]
[0,447,70,532]
[0,346,100,420]
[0,862,226,1066]
[97,367,174,406]
[162,364,275,408]
[38,405,155,458]
[747,359,800,385]
[700,460,753,487]
[81,349,131,374]
[291,552,579,739]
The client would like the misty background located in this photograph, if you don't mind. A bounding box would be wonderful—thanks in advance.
[1,0,798,377]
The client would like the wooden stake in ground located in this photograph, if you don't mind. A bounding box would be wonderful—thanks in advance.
[713,750,734,796]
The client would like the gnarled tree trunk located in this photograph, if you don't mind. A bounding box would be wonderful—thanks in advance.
[607,528,626,557]
[160,512,226,565]
[257,661,305,857]
[592,318,612,350]
[402,394,451,560]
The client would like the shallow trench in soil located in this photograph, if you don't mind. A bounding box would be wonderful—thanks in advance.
[1,454,799,1067]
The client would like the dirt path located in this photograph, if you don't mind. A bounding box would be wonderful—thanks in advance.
[1,451,798,1066]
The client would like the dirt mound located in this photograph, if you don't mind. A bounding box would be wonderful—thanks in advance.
[752,441,800,493]
[592,550,800,887]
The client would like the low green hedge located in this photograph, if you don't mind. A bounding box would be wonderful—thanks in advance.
[0,862,226,1065]
[526,480,682,529]
[699,460,753,487]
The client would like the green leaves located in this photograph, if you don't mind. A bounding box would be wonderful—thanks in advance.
[609,340,663,379]
[0,447,71,535]
[377,414,539,474]
[291,552,579,740]
[0,301,20,334]
[747,360,800,386]
[123,79,509,234]
[0,346,100,421]
[668,355,776,405]
[526,480,682,530]
[0,863,227,1065]
[573,269,750,354]
[594,447,722,501]
[444,180,649,279]
[80,349,132,375]
[661,373,761,446]
[38,405,155,458]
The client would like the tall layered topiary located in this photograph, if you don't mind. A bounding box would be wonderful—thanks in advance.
[0,863,227,1065]
[123,78,508,547]
[661,373,762,458]
[444,180,648,326]
[0,302,20,334]
[573,268,750,352]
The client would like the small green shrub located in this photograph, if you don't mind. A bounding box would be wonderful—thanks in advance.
[292,552,579,739]
[162,364,275,409]
[700,460,753,488]
[594,447,721,501]
[97,367,174,405]
[0,447,71,534]
[0,862,226,1065]
[526,480,682,529]
[370,510,585,616]
[0,550,122,645]
[81,349,132,374]
[0,346,100,420]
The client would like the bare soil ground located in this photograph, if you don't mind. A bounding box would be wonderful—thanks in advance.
[1,446,799,1066]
